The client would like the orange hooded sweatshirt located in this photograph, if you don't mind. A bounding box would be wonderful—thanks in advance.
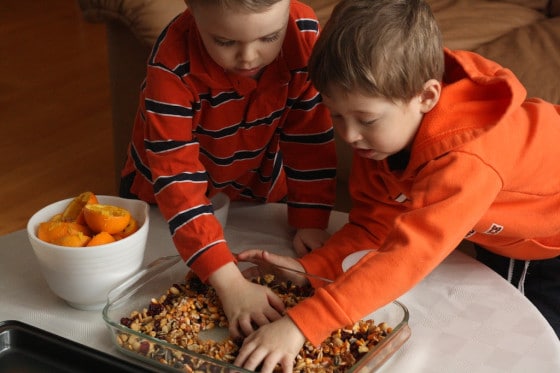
[288,49,560,346]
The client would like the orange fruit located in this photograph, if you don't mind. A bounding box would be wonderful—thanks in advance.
[83,204,131,234]
[87,231,116,246]
[53,232,91,247]
[112,217,139,240]
[62,191,98,224]
[50,213,63,222]
[37,221,92,244]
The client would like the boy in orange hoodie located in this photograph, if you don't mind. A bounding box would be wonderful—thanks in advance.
[235,0,560,371]
[119,0,337,339]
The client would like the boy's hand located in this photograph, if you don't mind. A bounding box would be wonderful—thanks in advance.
[208,262,285,338]
[293,228,330,256]
[237,249,308,286]
[234,316,305,373]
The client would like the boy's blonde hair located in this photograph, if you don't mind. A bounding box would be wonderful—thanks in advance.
[309,0,444,101]
[187,0,284,12]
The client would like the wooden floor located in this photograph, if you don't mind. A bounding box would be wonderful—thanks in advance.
[0,0,116,235]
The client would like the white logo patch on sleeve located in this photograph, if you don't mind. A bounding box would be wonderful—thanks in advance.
[484,223,503,235]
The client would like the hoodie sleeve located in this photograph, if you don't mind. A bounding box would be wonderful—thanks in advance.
[291,151,503,345]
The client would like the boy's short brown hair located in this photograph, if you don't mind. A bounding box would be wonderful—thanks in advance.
[309,0,444,101]
[186,0,284,12]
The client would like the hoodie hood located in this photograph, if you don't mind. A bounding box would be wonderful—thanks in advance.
[409,49,528,169]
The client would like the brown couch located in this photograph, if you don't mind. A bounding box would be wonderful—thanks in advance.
[78,0,560,212]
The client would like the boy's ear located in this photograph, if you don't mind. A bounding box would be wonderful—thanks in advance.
[419,79,441,113]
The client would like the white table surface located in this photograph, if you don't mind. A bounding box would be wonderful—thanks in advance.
[1,202,559,372]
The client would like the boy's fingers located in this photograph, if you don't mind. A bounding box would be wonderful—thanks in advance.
[237,314,255,337]
[235,346,262,372]
[266,291,286,314]
[293,241,310,257]
[228,321,242,340]
[262,250,299,269]
[236,249,264,261]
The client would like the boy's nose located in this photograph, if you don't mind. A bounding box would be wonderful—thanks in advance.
[336,122,360,144]
[238,44,257,65]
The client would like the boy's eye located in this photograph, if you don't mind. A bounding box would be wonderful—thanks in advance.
[213,33,280,47]
[360,119,376,126]
[214,39,235,47]
[261,33,280,43]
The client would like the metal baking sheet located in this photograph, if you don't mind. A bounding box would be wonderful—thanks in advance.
[0,320,157,373]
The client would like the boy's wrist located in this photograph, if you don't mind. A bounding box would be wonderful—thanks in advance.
[187,241,235,282]
[207,261,244,293]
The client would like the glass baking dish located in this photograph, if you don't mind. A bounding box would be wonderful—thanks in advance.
[102,255,410,372]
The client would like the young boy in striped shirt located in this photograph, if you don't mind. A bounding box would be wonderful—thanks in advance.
[120,0,337,339]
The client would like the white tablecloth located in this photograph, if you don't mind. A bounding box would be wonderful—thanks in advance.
[1,202,559,372]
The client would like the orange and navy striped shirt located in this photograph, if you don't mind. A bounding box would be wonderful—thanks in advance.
[121,1,337,281]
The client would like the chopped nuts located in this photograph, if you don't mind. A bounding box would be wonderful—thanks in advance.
[116,273,392,372]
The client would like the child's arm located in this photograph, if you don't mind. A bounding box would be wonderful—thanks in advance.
[282,0,337,230]
[280,83,337,247]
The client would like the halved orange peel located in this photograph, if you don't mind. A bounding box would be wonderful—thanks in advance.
[36,192,139,247]
[38,221,92,245]
[61,191,98,224]
[83,204,131,234]
[87,231,116,246]
[112,217,139,240]
[54,232,91,247]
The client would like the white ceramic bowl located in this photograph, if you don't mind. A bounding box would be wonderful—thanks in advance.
[27,195,150,310]
[211,193,230,228]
